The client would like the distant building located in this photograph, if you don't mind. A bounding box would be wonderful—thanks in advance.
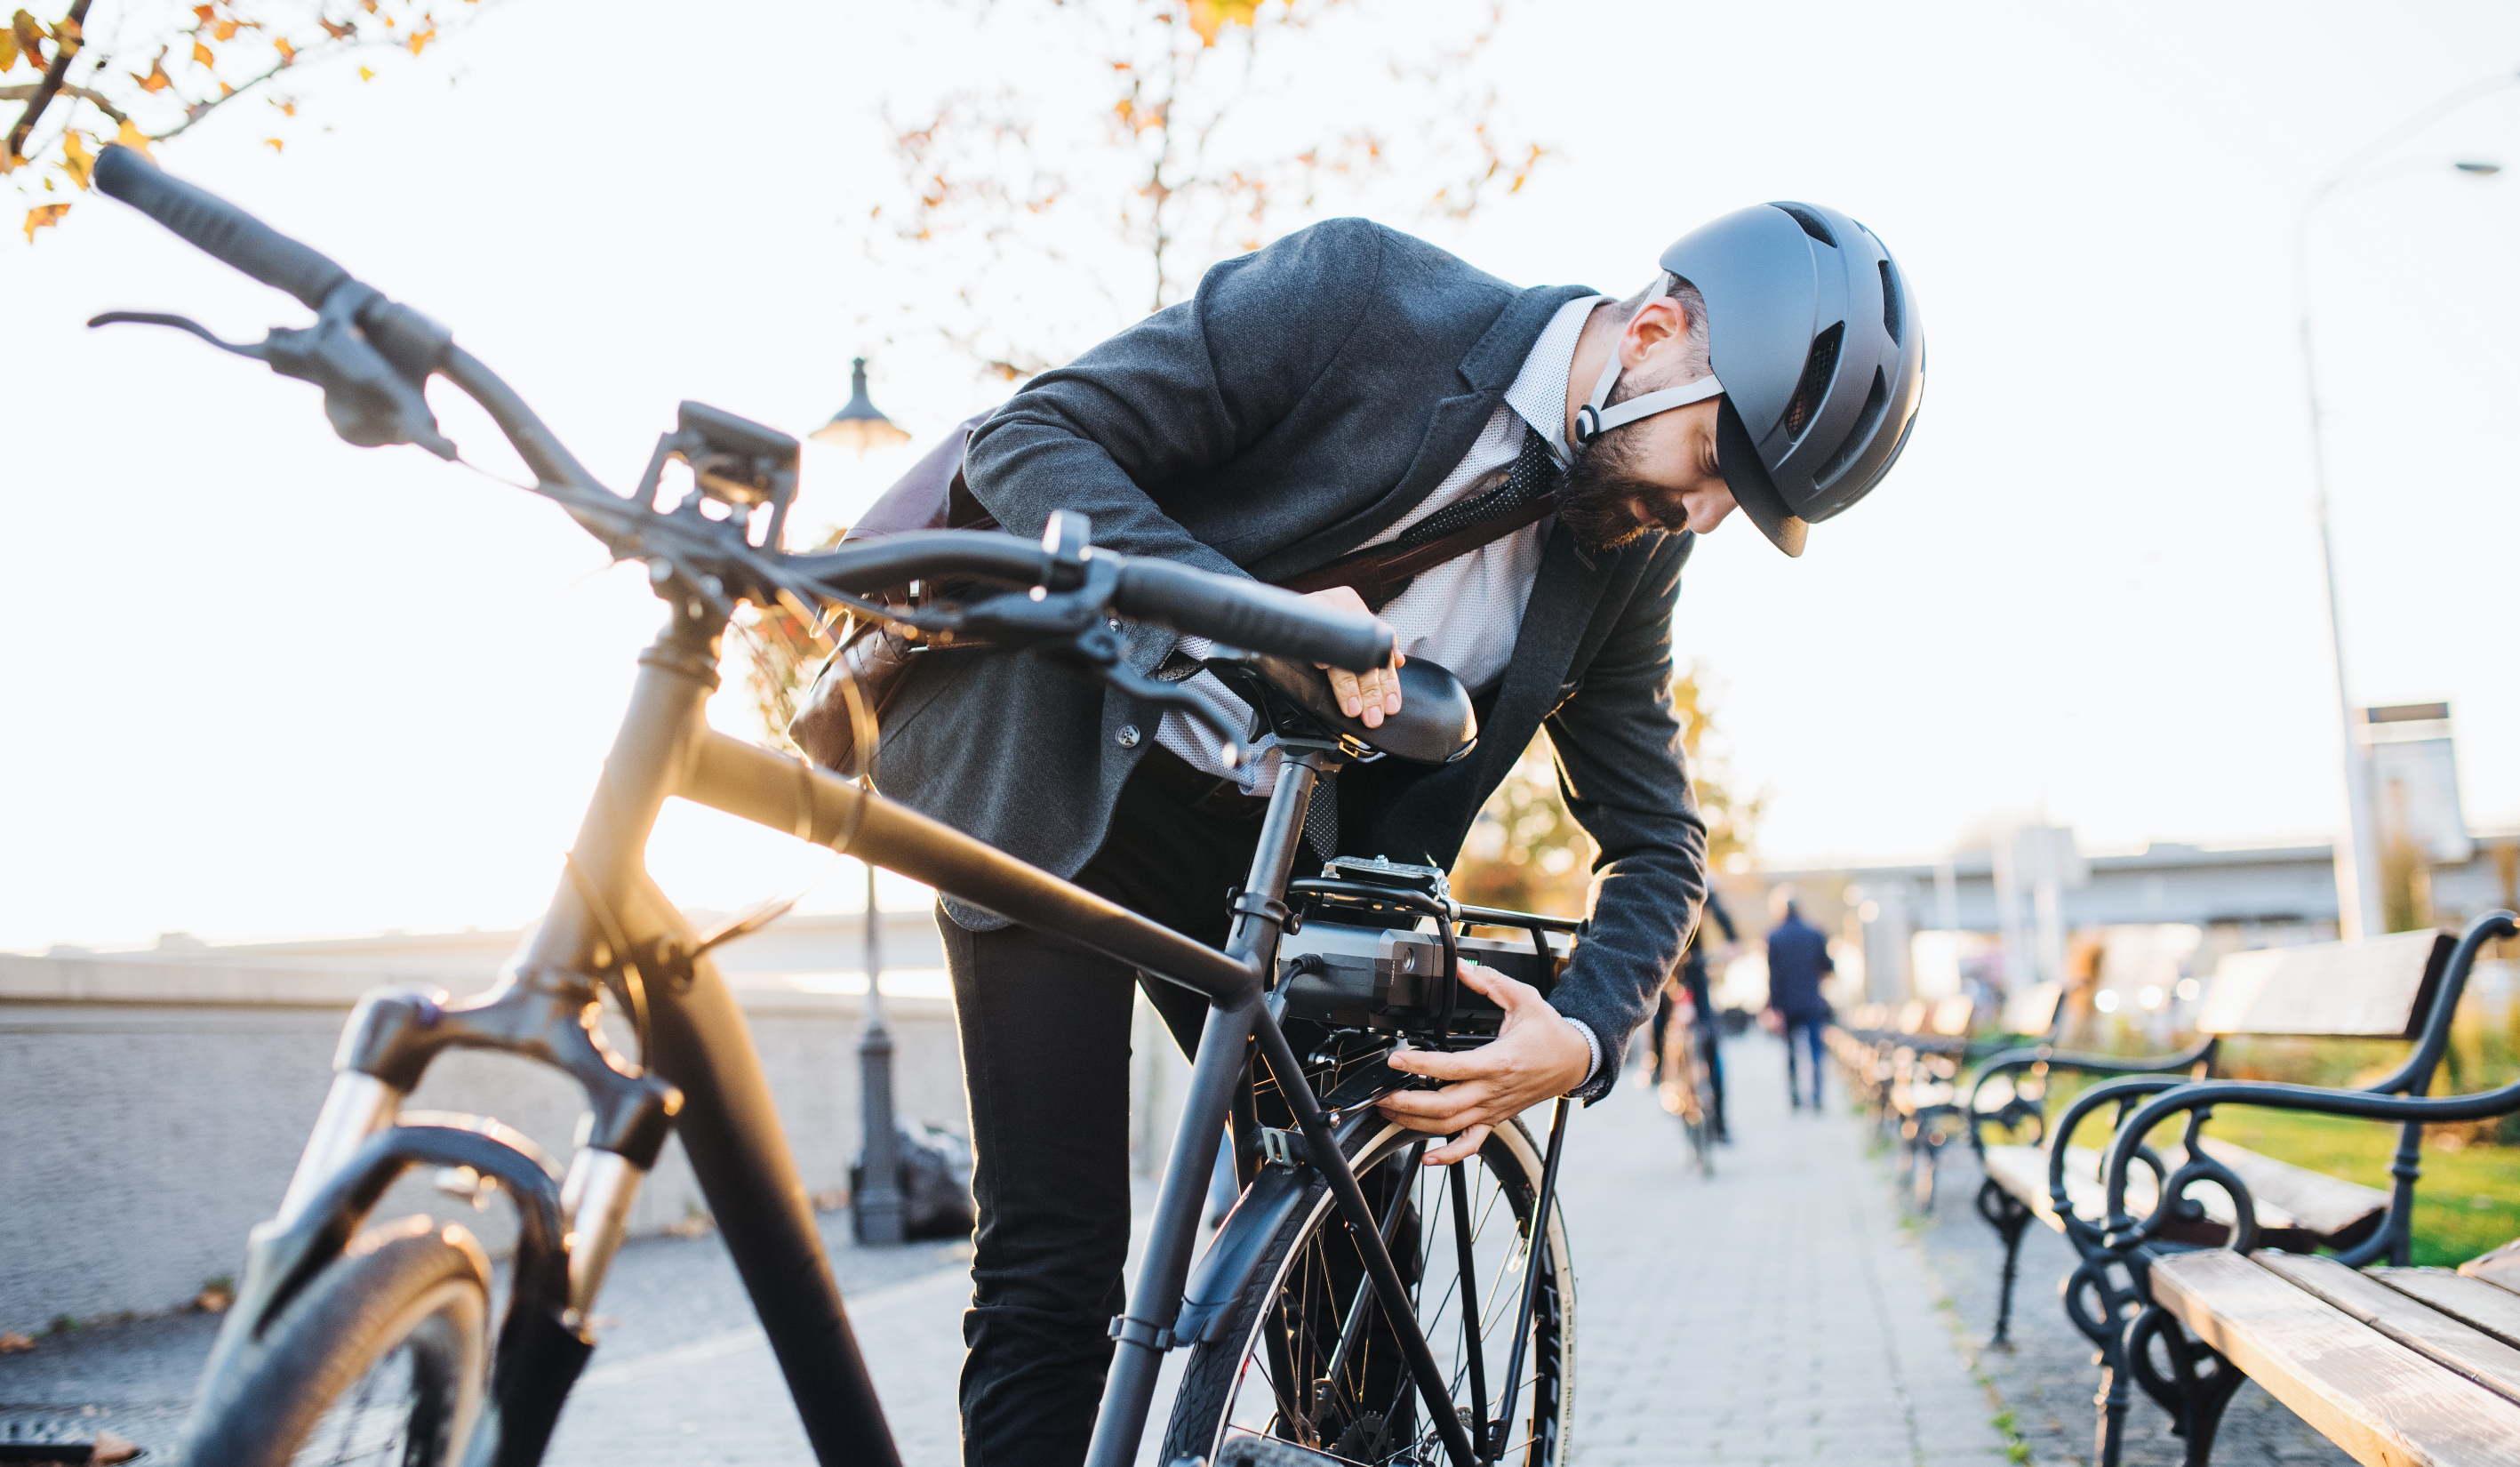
[1749,831,2519,1007]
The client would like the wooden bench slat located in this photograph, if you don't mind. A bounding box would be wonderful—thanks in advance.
[2154,1249,2520,1467]
[2258,1254,2520,1408]
[2197,930,2452,1039]
[2457,1237,2520,1294]
[2195,1136,2388,1242]
[1984,1134,2387,1249]
[2376,1270,2520,1353]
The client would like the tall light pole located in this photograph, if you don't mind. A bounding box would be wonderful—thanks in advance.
[2292,69,2512,939]
[817,353,912,1244]
[852,856,906,1246]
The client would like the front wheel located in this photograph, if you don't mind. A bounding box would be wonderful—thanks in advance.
[1161,1118,1574,1466]
[183,1214,492,1467]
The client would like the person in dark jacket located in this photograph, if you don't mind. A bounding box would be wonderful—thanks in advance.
[1651,888,1737,1140]
[1765,892,1836,1110]
[877,209,1924,1463]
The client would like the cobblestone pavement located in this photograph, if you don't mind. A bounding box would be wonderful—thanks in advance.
[4,1035,2026,1467]
[1892,1136,2356,1467]
[1563,1035,2013,1466]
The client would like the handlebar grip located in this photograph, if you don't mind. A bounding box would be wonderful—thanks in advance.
[1114,558,1394,673]
[93,145,352,310]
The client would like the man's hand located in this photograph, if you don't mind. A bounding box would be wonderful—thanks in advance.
[1376,961,1592,1166]
[1300,584,1404,728]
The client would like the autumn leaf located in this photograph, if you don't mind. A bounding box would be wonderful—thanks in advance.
[356,63,372,81]
[263,137,284,153]
[269,97,294,116]
[192,4,212,21]
[1185,0,1261,45]
[192,38,212,67]
[115,120,155,159]
[135,54,172,91]
[273,35,293,60]
[0,150,21,175]
[23,203,68,241]
[320,17,353,39]
[60,129,94,188]
[12,11,44,70]
[407,25,434,53]
[0,24,14,71]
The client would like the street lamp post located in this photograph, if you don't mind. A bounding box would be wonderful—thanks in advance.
[852,857,906,1246]
[813,352,913,1245]
[2292,71,2511,940]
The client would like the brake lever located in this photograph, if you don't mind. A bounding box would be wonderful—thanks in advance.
[92,284,455,460]
[88,310,268,358]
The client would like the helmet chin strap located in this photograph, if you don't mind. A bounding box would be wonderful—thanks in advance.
[1570,345,1724,457]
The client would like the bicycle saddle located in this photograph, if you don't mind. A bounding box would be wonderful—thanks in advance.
[1234,653,1478,765]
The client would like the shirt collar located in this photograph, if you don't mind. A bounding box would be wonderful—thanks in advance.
[1504,294,1610,469]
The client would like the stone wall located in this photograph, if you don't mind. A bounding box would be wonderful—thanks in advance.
[0,953,967,1335]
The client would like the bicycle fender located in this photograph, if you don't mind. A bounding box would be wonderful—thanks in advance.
[1172,1111,1387,1348]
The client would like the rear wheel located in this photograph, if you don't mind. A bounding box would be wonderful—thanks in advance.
[183,1215,492,1467]
[1161,1118,1574,1466]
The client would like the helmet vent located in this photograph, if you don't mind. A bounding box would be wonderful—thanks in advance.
[1775,204,1837,247]
[1813,368,1889,491]
[1782,322,1844,440]
[1879,260,1903,345]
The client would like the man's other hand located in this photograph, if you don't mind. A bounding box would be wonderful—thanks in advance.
[1376,961,1591,1166]
[1300,585,1404,728]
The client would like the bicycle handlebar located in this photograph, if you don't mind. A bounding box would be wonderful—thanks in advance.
[87,145,1395,675]
[93,146,350,310]
[788,533,1392,672]
[1113,557,1388,672]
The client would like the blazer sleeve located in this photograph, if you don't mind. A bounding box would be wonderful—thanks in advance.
[1540,533,1709,1099]
[959,219,1388,581]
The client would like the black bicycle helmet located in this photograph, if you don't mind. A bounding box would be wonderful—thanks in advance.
[1573,202,1924,557]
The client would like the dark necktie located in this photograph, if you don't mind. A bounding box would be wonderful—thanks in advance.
[1301,421,1562,859]
[1391,422,1564,552]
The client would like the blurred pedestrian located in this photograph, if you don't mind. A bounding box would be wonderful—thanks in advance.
[1650,890,1737,1140]
[1764,891,1835,1110]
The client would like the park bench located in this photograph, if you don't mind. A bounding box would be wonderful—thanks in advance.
[1829,985,2064,1209]
[1964,927,2453,1346]
[2063,911,2513,1467]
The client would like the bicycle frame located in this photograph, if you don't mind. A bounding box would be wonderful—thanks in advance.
[261,591,1550,1467]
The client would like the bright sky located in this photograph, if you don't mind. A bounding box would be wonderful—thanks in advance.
[4,0,2516,951]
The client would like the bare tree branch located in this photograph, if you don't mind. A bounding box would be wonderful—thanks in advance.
[5,0,92,161]
[0,80,124,127]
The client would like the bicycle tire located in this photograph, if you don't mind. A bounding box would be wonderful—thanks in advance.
[1161,1118,1574,1467]
[183,1214,492,1467]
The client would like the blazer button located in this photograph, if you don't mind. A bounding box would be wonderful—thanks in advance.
[1116,725,1141,749]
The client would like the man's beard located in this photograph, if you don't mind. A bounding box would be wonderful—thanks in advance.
[1557,416,1677,551]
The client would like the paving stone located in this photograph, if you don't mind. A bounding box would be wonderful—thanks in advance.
[2,1035,2028,1466]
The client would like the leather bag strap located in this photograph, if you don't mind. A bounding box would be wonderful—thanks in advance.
[1270,493,1557,609]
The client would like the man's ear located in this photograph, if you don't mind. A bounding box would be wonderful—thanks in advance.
[1619,296,1692,371]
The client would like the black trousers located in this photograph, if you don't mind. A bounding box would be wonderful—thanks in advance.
[938,754,1285,1467]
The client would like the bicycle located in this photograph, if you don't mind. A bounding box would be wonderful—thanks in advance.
[77,145,1585,1467]
[1652,984,1716,1179]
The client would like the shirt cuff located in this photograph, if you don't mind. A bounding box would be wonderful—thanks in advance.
[1564,1016,1602,1092]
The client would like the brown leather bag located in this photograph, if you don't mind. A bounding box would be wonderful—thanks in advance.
[786,411,1552,773]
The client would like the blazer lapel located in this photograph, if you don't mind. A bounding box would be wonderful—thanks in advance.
[1470,518,1601,791]
[1246,283,1598,584]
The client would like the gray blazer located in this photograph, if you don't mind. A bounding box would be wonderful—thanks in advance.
[872,218,1708,1094]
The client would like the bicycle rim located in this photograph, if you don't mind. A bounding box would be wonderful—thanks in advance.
[1166,1118,1574,1467]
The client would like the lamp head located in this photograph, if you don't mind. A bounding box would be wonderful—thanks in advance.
[811,357,911,456]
